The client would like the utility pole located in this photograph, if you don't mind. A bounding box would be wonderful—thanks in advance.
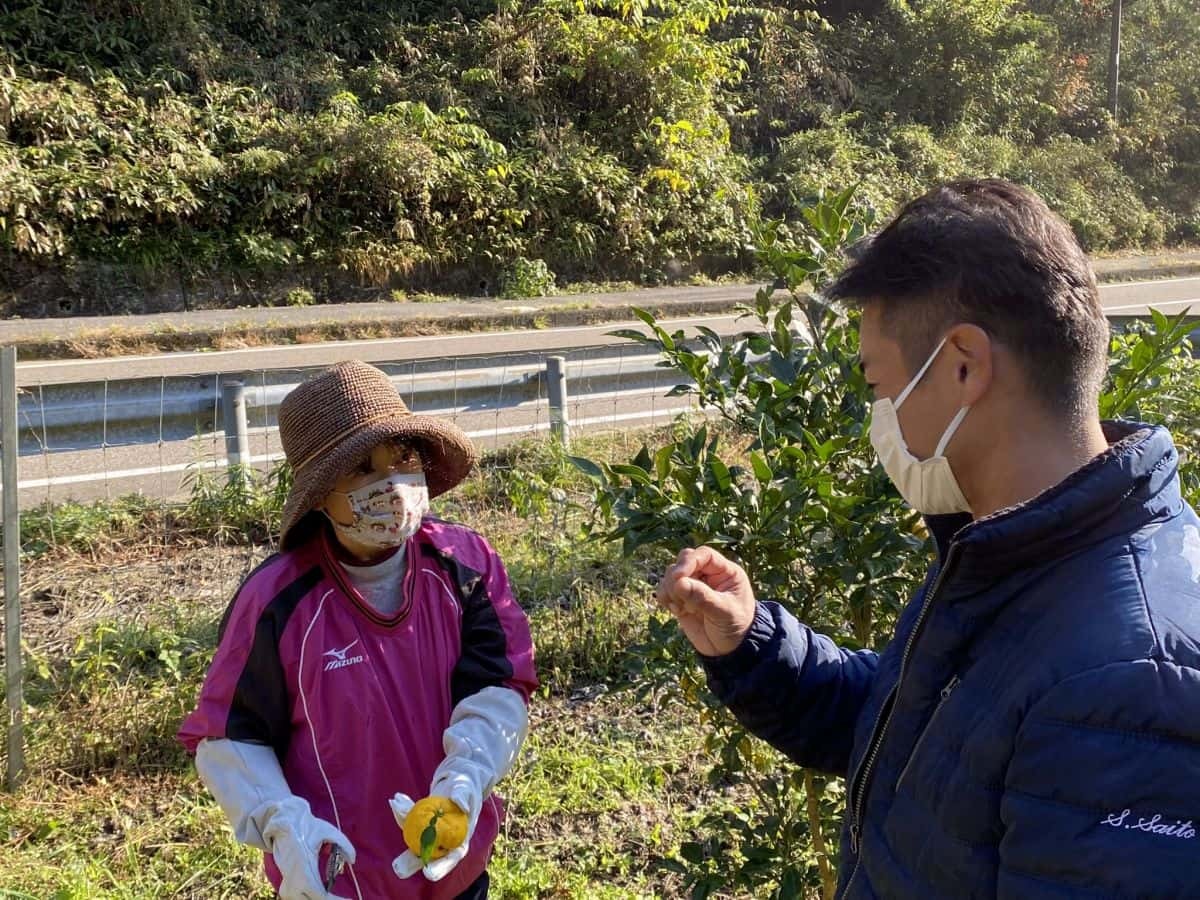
[1107,0,1123,121]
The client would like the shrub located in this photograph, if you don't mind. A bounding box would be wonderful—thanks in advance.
[500,257,557,299]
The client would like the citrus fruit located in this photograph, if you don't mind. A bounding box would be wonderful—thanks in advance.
[401,796,469,862]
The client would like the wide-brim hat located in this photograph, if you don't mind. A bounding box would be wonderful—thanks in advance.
[277,360,477,549]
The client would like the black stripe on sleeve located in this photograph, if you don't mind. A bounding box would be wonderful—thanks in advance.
[224,565,323,758]
[437,548,515,706]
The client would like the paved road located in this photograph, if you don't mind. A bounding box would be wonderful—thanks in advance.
[1096,275,1200,317]
[15,276,1199,387]
[2,250,1198,347]
[0,284,758,345]
[15,313,749,386]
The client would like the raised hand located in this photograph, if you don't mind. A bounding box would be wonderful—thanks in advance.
[656,546,757,657]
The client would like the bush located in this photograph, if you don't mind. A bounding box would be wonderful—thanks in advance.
[767,122,1161,251]
[181,461,292,544]
[500,257,557,299]
[575,189,916,898]
[284,287,315,306]
[1015,136,1163,249]
[0,0,759,301]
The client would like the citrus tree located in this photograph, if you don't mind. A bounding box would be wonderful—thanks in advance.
[572,188,924,898]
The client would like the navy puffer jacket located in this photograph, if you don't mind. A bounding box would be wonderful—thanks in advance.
[704,423,1200,898]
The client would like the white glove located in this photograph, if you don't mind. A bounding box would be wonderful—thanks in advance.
[391,686,529,882]
[266,797,356,900]
[195,739,356,899]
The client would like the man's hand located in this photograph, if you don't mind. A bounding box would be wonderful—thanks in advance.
[656,546,757,657]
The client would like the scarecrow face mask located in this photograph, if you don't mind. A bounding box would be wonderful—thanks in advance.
[325,472,429,549]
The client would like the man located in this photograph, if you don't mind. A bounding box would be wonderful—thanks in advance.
[657,180,1200,898]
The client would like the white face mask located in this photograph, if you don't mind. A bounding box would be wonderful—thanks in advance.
[869,336,972,515]
[325,472,429,549]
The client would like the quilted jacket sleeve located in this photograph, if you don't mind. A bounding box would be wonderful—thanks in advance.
[999,659,1200,898]
[701,601,879,775]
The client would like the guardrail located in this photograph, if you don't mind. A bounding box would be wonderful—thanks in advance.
[8,341,711,500]
[8,304,1197,499]
[16,351,654,455]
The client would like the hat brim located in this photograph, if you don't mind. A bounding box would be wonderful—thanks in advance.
[279,413,477,550]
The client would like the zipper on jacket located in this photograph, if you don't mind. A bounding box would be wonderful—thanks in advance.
[893,675,960,793]
[844,546,960,867]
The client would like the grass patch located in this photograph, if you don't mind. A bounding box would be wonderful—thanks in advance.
[0,772,271,900]
[0,562,715,898]
[20,495,164,560]
[493,697,715,900]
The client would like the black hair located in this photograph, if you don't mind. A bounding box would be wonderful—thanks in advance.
[825,179,1109,419]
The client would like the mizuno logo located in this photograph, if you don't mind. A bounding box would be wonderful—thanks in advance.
[322,640,365,671]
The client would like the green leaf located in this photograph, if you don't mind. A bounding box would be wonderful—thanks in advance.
[695,325,724,352]
[632,307,657,328]
[1131,339,1154,371]
[710,457,732,491]
[767,353,794,385]
[567,456,605,481]
[1150,307,1169,335]
[633,445,653,471]
[655,445,674,481]
[749,450,772,484]
[610,463,653,485]
[419,808,443,866]
[832,183,858,217]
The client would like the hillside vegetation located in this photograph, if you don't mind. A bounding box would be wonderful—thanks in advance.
[1,0,1197,314]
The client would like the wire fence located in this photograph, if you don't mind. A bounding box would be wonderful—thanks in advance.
[0,341,706,787]
[10,342,692,505]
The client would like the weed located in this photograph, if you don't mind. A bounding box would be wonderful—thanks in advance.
[284,288,316,307]
[21,495,162,560]
[500,258,558,300]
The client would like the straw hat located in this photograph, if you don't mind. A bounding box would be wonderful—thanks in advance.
[277,360,477,549]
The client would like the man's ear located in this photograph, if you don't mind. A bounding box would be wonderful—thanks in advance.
[945,323,993,406]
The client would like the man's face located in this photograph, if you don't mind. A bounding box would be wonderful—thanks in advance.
[859,302,966,461]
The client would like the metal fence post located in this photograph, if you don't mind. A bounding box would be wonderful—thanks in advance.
[2,346,23,791]
[546,356,570,448]
[221,380,249,479]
